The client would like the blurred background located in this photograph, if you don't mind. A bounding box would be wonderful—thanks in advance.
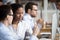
[0,0,60,40]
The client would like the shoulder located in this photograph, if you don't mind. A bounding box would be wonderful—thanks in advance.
[19,20,30,28]
[23,14,31,20]
[0,23,11,34]
[21,21,29,26]
[0,23,7,31]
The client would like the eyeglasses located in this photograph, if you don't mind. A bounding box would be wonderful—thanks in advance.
[32,9,37,11]
[8,14,13,16]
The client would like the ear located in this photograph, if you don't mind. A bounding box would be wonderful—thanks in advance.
[6,15,9,20]
[28,9,31,14]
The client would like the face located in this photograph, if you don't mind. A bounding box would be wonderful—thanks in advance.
[15,7,24,21]
[31,5,38,17]
[0,2,3,6]
[7,10,13,25]
[57,2,60,10]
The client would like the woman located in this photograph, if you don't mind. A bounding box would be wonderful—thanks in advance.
[10,3,39,40]
[0,5,18,40]
[10,3,33,40]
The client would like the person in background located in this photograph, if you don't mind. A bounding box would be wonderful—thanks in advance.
[56,0,60,28]
[0,5,18,40]
[2,0,15,5]
[23,2,39,40]
[56,0,60,10]
[56,0,60,37]
[0,2,3,6]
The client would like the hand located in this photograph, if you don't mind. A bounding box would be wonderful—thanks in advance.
[37,18,43,24]
[33,23,39,36]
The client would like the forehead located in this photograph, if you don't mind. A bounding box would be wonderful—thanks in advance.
[17,7,23,12]
[18,7,23,10]
[57,2,60,5]
[32,5,38,9]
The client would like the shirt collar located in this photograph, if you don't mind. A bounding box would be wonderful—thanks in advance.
[25,13,34,20]
[0,22,6,27]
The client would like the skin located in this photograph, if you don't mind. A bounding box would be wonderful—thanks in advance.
[16,7,24,21]
[56,2,60,10]
[2,10,13,27]
[12,7,24,30]
[0,2,3,6]
[27,5,39,36]
[31,5,38,17]
[7,10,13,25]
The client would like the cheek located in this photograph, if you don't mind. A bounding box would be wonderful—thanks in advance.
[16,15,20,18]
[33,11,37,15]
[21,14,24,17]
[10,16,13,21]
[8,16,13,23]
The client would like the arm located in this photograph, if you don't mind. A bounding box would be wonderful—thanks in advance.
[0,28,18,40]
[26,22,39,40]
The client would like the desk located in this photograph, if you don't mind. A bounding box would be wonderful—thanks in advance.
[37,27,51,39]
[46,22,60,27]
[55,33,60,40]
[39,38,51,40]
[40,28,51,32]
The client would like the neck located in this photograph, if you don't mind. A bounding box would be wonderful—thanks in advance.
[13,24,18,30]
[12,21,19,30]
[13,20,19,25]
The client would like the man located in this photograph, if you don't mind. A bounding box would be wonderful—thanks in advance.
[23,2,39,40]
[0,1,3,6]
[52,0,60,40]
[56,0,60,31]
[56,0,60,10]
[56,0,60,39]
[24,2,38,29]
[0,5,18,40]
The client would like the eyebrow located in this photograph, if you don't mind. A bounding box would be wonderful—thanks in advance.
[8,13,13,16]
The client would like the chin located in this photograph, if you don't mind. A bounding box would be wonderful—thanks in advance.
[31,15,36,17]
[9,23,12,25]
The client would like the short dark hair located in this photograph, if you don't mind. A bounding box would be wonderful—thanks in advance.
[25,2,38,13]
[0,5,12,21]
[11,3,23,14]
[56,0,60,3]
[56,0,60,5]
[10,3,23,23]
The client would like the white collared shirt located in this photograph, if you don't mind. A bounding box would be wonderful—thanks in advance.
[18,21,33,39]
[9,20,33,40]
[23,13,35,29]
[0,22,18,40]
[23,13,39,40]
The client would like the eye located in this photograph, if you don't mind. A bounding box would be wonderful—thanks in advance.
[8,14,13,16]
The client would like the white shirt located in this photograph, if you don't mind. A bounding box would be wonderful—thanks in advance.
[23,13,35,29]
[9,20,33,40]
[0,22,18,40]
[18,21,33,39]
[23,13,38,40]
